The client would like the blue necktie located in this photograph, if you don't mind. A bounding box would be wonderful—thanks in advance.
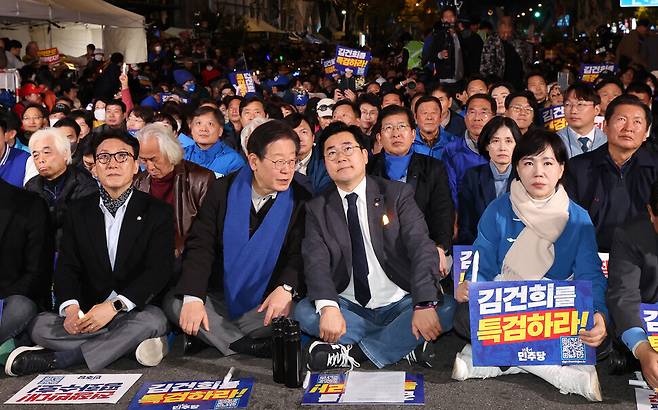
[578,137,590,153]
[346,193,371,306]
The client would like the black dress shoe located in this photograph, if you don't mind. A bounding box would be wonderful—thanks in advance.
[170,333,208,357]
[5,346,57,377]
[608,341,640,375]
[229,337,272,358]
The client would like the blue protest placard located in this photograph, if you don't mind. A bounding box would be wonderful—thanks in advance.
[641,304,658,352]
[579,63,617,83]
[334,46,371,76]
[540,105,567,132]
[127,378,254,409]
[323,58,337,78]
[228,72,256,97]
[468,280,595,367]
[452,245,474,295]
[301,372,423,405]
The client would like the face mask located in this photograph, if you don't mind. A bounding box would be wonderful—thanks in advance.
[49,118,59,127]
[174,50,181,56]
[94,54,103,61]
[70,141,78,155]
[94,109,106,121]
[185,83,196,93]
[176,120,182,131]
[154,46,162,52]
[206,65,213,71]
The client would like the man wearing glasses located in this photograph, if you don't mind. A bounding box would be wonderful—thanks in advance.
[165,120,309,358]
[368,105,454,279]
[557,83,607,159]
[295,122,455,371]
[7,129,175,376]
[442,94,495,206]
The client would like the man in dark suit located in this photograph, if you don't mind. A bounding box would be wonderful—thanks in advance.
[5,129,175,376]
[164,120,309,358]
[295,122,456,371]
[564,95,658,252]
[607,179,658,387]
[367,105,454,277]
[0,178,53,366]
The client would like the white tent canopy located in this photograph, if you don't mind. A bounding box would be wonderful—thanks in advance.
[0,0,147,63]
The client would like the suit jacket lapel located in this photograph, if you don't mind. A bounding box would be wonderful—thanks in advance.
[0,185,14,241]
[366,176,387,265]
[115,192,147,272]
[406,155,419,191]
[481,167,497,204]
[325,188,352,272]
[85,198,112,273]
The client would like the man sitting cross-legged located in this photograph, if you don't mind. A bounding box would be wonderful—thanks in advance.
[5,129,175,376]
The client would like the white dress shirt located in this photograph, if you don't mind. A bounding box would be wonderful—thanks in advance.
[296,151,313,175]
[571,126,596,151]
[315,177,407,314]
[59,192,137,316]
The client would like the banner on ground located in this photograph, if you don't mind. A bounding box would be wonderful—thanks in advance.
[128,378,254,409]
[334,46,371,76]
[228,72,256,97]
[579,63,617,83]
[540,105,567,132]
[635,387,658,410]
[301,372,423,405]
[5,373,141,404]
[469,280,595,366]
[37,48,61,65]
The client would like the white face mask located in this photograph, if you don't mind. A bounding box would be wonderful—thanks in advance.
[94,109,106,121]
[49,118,59,127]
[94,54,103,61]
[206,65,213,71]
[176,120,182,131]
[154,46,162,52]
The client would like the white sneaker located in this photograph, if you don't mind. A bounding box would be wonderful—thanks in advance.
[520,364,602,402]
[452,344,525,380]
[135,336,168,367]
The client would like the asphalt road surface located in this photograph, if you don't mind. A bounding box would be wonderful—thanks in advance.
[0,333,639,409]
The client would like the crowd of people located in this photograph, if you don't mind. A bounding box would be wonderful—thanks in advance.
[1,6,658,403]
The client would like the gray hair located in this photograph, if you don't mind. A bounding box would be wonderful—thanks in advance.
[28,127,72,165]
[136,123,184,166]
[241,117,272,155]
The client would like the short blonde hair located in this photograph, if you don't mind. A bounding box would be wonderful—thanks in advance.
[136,123,184,165]
[28,127,72,165]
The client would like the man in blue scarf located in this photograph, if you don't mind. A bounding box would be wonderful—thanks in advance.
[165,120,310,358]
[367,105,455,278]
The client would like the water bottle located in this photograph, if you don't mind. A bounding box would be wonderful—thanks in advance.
[283,319,303,388]
[271,317,286,384]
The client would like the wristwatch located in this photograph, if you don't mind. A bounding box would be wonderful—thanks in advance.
[282,284,296,298]
[111,298,127,312]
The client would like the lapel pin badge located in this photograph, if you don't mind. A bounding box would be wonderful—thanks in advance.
[137,216,142,221]
[382,214,390,226]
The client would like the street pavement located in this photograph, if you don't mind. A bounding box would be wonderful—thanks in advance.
[0,332,639,409]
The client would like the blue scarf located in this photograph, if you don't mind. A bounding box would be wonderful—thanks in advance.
[384,150,413,181]
[222,166,294,319]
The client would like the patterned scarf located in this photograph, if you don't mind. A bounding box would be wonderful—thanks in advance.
[99,186,133,217]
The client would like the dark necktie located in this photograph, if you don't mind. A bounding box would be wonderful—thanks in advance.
[578,137,589,153]
[346,193,371,306]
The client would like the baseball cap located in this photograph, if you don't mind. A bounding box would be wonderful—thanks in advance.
[316,98,335,118]
[21,83,45,98]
